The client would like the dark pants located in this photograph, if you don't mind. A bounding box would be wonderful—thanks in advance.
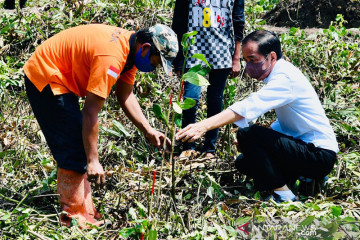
[235,125,336,191]
[4,0,27,9]
[182,68,230,153]
[25,75,87,173]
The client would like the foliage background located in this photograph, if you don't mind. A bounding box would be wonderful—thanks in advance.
[0,0,359,239]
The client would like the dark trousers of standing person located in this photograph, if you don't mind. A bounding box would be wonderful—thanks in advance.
[182,68,231,153]
[4,0,27,9]
[235,124,336,191]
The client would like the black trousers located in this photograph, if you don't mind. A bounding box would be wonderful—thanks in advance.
[4,0,27,9]
[235,125,336,191]
[25,75,87,174]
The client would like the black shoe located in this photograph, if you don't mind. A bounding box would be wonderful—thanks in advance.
[297,176,328,196]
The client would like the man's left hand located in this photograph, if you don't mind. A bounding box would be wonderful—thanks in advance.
[231,58,241,78]
[145,128,171,150]
[175,122,207,143]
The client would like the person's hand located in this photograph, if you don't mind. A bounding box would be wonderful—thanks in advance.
[87,160,105,189]
[145,128,171,150]
[176,122,207,143]
[231,58,241,78]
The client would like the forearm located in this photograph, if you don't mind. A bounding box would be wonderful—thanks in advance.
[119,92,152,133]
[82,111,99,164]
[203,109,243,131]
[233,40,242,61]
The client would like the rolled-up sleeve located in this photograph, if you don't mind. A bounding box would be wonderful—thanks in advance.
[228,74,296,127]
[232,0,245,42]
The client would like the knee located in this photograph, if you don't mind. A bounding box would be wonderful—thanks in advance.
[235,154,250,174]
[236,127,252,149]
[236,125,264,145]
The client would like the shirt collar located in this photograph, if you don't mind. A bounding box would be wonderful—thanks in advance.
[264,58,284,84]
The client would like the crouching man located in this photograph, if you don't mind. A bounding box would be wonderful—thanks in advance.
[24,24,178,227]
[176,30,338,202]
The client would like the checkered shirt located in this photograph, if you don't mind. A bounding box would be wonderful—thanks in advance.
[186,0,235,69]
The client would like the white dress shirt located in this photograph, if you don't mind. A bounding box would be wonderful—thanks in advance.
[228,59,338,152]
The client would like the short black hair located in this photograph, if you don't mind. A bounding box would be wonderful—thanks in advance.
[135,28,160,56]
[242,30,283,59]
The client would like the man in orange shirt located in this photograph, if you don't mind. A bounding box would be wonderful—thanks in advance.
[24,24,178,228]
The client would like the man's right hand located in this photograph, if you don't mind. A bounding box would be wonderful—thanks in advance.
[87,160,106,189]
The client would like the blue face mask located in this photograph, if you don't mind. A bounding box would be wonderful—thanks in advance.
[134,48,156,72]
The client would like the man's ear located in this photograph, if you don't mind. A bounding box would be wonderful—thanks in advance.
[140,43,152,57]
[270,51,277,62]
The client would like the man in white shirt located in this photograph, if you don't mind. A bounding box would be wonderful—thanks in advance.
[176,30,338,202]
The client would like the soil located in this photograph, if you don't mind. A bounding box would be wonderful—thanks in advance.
[263,0,360,29]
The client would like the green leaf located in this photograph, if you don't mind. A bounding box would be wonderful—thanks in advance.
[299,216,315,226]
[188,64,211,76]
[191,53,210,67]
[331,206,342,217]
[253,191,261,200]
[181,98,196,110]
[184,193,192,200]
[40,158,51,165]
[182,31,198,43]
[342,216,355,222]
[153,104,169,127]
[112,120,130,137]
[173,102,182,114]
[119,227,135,238]
[181,31,198,49]
[70,217,79,227]
[320,222,339,237]
[174,113,182,128]
[135,200,148,218]
[156,15,171,23]
[99,126,123,138]
[188,64,202,73]
[148,229,157,240]
[289,27,299,36]
[182,72,210,86]
[0,213,10,221]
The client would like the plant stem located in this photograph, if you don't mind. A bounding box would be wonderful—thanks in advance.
[156,95,173,207]
[170,116,176,201]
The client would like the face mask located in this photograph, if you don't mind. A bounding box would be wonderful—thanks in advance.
[134,48,156,72]
[245,54,271,79]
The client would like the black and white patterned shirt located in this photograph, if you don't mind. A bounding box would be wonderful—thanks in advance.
[172,0,244,71]
[187,0,235,69]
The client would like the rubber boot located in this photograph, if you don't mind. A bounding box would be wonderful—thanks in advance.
[57,168,104,228]
[84,173,102,220]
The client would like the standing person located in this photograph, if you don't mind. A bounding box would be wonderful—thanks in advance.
[172,0,245,158]
[176,30,338,202]
[24,24,178,227]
